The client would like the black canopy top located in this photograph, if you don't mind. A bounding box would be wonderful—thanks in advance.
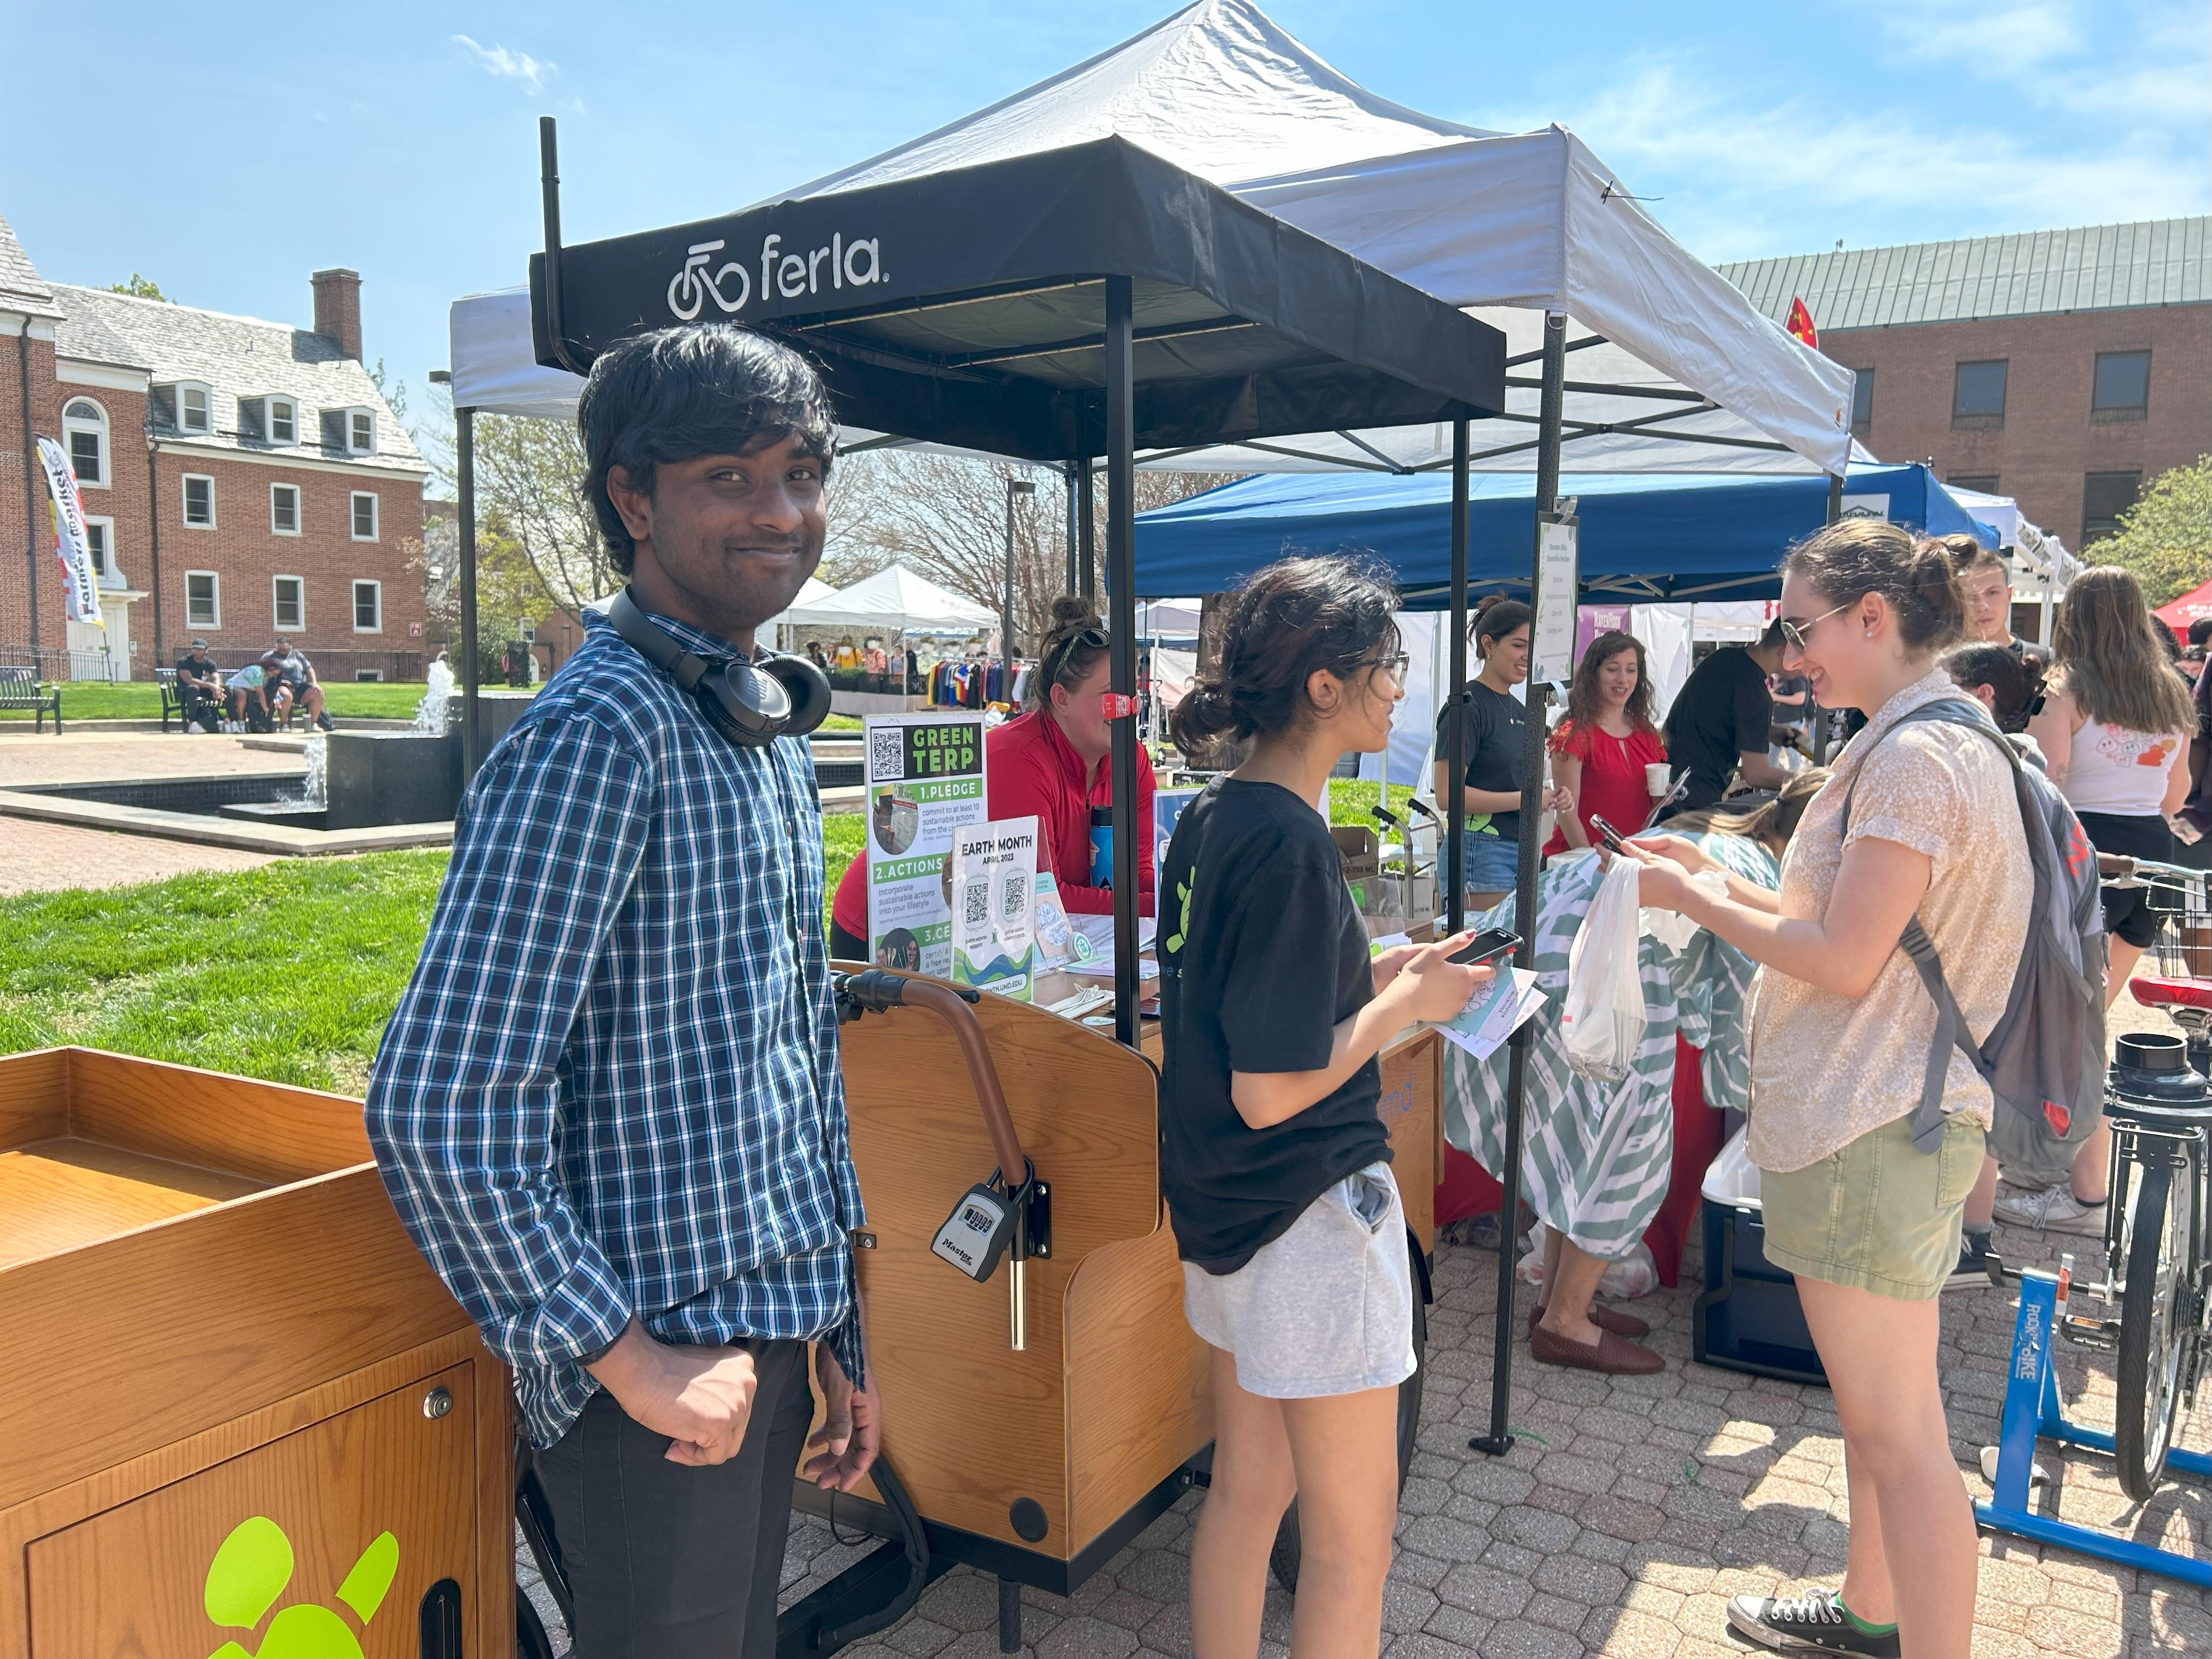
[532,136,1506,461]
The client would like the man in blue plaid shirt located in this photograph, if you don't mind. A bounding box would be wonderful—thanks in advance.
[366,325,872,1657]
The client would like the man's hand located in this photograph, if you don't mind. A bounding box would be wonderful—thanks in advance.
[805,1344,881,1491]
[586,1322,759,1466]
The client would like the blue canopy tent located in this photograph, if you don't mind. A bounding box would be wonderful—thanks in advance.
[1132,462,1996,602]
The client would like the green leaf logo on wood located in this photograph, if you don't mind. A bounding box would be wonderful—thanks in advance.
[202,1516,398,1659]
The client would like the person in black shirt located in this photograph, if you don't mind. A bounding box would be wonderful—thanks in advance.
[1432,595,1572,910]
[173,639,224,732]
[1659,623,1792,816]
[1161,555,1487,1659]
[1944,535,2052,668]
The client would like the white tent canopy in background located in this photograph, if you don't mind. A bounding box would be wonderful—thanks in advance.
[784,566,995,638]
[449,0,1854,480]
[764,575,837,643]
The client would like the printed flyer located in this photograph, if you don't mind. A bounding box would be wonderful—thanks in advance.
[864,713,988,975]
[951,815,1040,1000]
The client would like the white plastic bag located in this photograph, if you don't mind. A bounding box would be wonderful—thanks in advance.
[1514,1220,1660,1299]
[1561,855,1647,1084]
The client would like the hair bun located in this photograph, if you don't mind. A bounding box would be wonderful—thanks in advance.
[1048,595,1101,633]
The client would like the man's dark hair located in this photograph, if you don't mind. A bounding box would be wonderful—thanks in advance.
[578,325,838,575]
[2189,617,2212,648]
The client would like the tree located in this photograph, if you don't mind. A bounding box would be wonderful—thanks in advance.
[2091,455,2210,605]
[106,273,167,301]
[407,509,558,656]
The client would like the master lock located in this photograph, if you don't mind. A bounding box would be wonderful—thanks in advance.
[932,1170,1020,1282]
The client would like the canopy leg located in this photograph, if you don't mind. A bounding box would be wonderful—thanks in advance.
[1475,309,1568,1458]
[1105,276,1139,1050]
[1446,418,1469,934]
[997,1575,1023,1654]
[1077,458,1096,602]
[458,404,481,777]
[1812,473,1842,764]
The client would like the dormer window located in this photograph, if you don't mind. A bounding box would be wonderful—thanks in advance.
[177,382,212,435]
[349,408,375,454]
[269,397,297,445]
[236,395,299,447]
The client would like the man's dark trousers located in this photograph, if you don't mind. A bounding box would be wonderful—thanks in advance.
[535,1338,816,1658]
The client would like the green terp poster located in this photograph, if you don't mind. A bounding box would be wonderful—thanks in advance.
[863,713,988,975]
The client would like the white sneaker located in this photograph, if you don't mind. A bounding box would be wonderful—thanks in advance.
[1991,1184,2110,1237]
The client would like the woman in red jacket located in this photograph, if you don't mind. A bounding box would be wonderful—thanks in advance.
[830,597,1156,958]
[1545,630,1668,854]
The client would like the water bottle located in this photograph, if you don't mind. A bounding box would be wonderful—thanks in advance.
[1089,805,1113,888]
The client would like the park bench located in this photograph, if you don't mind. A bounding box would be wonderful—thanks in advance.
[0,667,61,733]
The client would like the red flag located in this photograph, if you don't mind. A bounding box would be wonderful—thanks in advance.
[1785,297,1819,351]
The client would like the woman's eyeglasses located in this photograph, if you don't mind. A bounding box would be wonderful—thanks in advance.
[1363,652,1412,682]
[1779,602,1852,654]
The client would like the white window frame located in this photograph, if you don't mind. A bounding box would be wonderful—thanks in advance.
[185,570,221,630]
[349,490,379,541]
[177,380,213,435]
[351,578,383,634]
[82,515,115,579]
[267,396,297,445]
[272,574,306,633]
[270,481,302,535]
[180,472,216,528]
[347,408,376,454]
[62,398,110,489]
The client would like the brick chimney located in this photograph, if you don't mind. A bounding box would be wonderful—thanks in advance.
[311,267,362,360]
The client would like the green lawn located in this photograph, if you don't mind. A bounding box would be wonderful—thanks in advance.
[1,680,447,721]
[0,778,1393,1091]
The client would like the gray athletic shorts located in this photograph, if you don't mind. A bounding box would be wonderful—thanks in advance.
[1182,1161,1416,1399]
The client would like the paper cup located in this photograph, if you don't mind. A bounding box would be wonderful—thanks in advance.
[1645,762,1672,796]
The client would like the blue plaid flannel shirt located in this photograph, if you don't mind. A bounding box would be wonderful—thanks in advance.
[366,609,865,1447]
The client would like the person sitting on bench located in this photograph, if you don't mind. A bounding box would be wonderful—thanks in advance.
[174,639,225,732]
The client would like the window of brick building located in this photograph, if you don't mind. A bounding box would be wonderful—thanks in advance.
[2091,351,2150,421]
[273,575,304,632]
[178,382,212,435]
[2083,471,2142,546]
[351,490,379,540]
[1949,474,2000,495]
[185,571,220,630]
[268,397,297,444]
[1848,369,1874,436]
[349,409,376,454]
[270,482,301,535]
[1952,360,2007,427]
[182,474,215,527]
[352,579,383,633]
[63,398,108,487]
[84,518,113,578]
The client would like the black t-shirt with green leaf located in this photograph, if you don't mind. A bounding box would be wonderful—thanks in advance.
[1156,777,1390,1273]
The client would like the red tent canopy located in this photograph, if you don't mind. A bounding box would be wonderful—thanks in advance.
[2155,578,2212,640]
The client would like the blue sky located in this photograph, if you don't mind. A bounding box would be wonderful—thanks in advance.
[5,0,2204,455]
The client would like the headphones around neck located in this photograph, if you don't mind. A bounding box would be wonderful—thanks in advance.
[606,588,833,748]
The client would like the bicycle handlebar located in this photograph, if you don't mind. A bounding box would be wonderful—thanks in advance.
[2098,852,2205,886]
[835,970,1026,1183]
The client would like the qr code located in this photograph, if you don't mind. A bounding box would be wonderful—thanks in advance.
[1001,873,1029,921]
[867,725,904,782]
[962,881,990,926]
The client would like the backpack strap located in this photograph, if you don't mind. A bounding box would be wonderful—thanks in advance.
[1837,698,2021,1151]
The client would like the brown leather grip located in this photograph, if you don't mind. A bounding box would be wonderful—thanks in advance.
[894,979,1028,1184]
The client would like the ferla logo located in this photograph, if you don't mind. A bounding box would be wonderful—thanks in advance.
[668,232,885,321]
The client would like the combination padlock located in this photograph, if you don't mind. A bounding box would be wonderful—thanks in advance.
[931,1168,1020,1282]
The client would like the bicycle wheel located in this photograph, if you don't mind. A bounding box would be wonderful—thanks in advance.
[2114,1150,2197,1502]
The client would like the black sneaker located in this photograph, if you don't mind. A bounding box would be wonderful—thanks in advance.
[315,712,335,732]
[1945,1229,1998,1290]
[1727,1591,1900,1657]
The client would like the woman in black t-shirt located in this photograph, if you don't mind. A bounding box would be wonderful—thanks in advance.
[1160,556,1489,1658]
[1433,595,1572,911]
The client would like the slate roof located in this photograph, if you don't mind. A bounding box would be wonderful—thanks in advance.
[48,282,425,476]
[1719,217,2209,331]
[0,210,62,318]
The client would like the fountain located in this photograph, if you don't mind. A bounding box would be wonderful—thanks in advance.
[297,733,328,808]
[414,659,455,734]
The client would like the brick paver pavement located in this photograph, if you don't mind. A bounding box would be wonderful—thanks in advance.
[0,729,303,787]
[520,1205,2212,1658]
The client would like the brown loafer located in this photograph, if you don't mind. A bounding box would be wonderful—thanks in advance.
[1528,1301,1650,1339]
[1529,1322,1666,1374]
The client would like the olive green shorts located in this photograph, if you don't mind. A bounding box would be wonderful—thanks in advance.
[1760,1111,1986,1301]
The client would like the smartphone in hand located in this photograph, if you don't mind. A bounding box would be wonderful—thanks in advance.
[1448,928,1521,967]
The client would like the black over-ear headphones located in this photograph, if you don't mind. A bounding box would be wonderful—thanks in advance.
[605,588,833,748]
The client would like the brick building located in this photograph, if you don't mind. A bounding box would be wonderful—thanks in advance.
[1721,217,2209,552]
[1,210,426,682]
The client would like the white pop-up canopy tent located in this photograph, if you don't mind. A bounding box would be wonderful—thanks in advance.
[449,0,1855,481]
[782,566,996,639]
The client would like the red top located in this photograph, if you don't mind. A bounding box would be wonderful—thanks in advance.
[1543,718,1667,855]
[831,708,1156,937]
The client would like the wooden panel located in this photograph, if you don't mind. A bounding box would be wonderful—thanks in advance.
[27,1363,477,1659]
[837,989,1166,1557]
[1064,1218,1211,1553]
[64,1047,371,1187]
[0,1138,266,1269]
[1380,1030,1439,1256]
[0,1169,470,1511]
[0,1049,69,1149]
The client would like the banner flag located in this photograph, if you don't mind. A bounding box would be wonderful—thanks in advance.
[1784,297,1820,352]
[35,436,103,627]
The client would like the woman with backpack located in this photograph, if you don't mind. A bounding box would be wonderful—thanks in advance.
[1629,520,2029,1659]
[1996,566,2197,1238]
[1159,555,1489,1659]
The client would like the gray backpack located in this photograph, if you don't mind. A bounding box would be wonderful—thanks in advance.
[1839,698,2108,1184]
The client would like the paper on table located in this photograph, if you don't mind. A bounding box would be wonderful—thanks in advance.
[1065,953,1162,982]
[1430,967,1546,1061]
[1071,912,1156,953]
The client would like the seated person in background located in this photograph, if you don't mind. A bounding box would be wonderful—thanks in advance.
[173,638,225,731]
[260,642,332,732]
[1657,621,1793,818]
[1446,769,1828,1375]
[225,662,274,731]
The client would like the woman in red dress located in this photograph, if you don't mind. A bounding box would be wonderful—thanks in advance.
[1545,630,1667,855]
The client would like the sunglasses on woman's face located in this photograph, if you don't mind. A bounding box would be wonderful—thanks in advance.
[1779,602,1853,655]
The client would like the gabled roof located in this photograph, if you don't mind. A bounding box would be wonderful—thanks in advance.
[1720,217,2211,331]
[49,284,425,475]
[0,210,62,319]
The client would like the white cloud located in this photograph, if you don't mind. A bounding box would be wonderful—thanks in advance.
[1863,0,2208,122]
[453,34,555,94]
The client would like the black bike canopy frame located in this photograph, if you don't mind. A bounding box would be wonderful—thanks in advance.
[532,120,1506,1046]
